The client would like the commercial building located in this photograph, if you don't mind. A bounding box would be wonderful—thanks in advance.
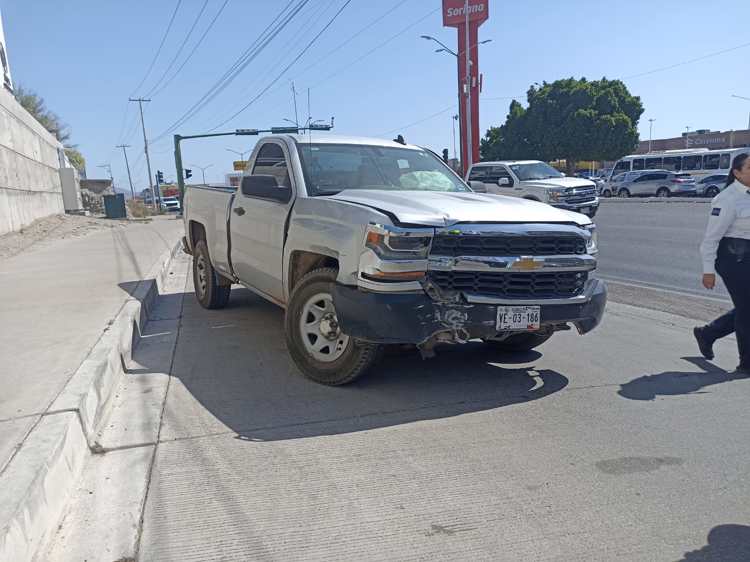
[637,128,750,154]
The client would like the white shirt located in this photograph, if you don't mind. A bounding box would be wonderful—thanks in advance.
[700,180,750,274]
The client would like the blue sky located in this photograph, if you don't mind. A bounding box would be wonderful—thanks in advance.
[2,0,750,190]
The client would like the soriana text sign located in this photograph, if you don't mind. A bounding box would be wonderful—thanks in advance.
[442,0,489,27]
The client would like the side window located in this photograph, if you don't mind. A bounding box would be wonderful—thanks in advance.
[683,155,701,170]
[468,166,489,181]
[663,157,681,171]
[703,154,720,170]
[251,143,291,187]
[645,157,663,169]
[491,166,514,185]
[632,159,645,170]
[652,173,668,180]
[635,173,655,182]
[720,153,731,170]
[613,160,630,174]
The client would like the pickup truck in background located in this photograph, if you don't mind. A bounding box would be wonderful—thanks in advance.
[182,134,606,385]
[466,160,600,218]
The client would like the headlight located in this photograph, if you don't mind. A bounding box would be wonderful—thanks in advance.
[361,224,432,283]
[584,224,598,254]
[548,190,565,202]
[364,224,432,260]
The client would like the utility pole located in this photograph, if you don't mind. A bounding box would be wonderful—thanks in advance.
[129,98,157,209]
[463,0,473,172]
[452,114,458,162]
[291,81,300,130]
[648,118,655,152]
[116,144,135,200]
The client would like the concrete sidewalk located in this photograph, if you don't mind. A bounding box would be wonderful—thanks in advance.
[0,215,183,473]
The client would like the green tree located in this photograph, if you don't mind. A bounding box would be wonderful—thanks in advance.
[13,85,86,173]
[481,78,643,174]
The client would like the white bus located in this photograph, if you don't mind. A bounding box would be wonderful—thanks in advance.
[609,147,750,182]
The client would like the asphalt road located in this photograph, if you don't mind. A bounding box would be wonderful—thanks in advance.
[595,200,732,321]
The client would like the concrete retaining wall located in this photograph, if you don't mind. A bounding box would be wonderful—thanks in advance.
[0,87,65,235]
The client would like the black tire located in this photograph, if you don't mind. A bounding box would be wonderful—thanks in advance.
[617,188,630,198]
[285,268,380,385]
[193,240,231,309]
[485,332,553,352]
[656,186,671,198]
[705,185,720,198]
[601,189,612,198]
[586,206,598,218]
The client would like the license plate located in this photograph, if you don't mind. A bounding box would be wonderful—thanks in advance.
[496,306,541,331]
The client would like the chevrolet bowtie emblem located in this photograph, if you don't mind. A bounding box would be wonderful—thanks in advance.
[515,257,541,270]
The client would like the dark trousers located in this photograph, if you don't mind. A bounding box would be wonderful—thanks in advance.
[704,239,750,366]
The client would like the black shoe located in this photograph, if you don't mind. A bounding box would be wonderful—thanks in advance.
[734,365,750,377]
[693,327,715,360]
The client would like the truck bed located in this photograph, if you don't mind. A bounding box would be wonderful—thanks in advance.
[183,185,236,277]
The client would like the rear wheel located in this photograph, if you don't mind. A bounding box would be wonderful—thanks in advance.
[285,268,380,385]
[705,185,720,198]
[617,188,631,198]
[193,240,231,309]
[601,189,612,198]
[484,332,553,352]
[656,186,671,198]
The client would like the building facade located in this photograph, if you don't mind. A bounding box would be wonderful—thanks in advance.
[637,129,750,154]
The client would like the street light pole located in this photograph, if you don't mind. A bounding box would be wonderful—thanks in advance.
[452,114,458,161]
[191,164,214,184]
[731,94,750,130]
[116,144,135,200]
[463,0,473,171]
[648,118,655,152]
[685,126,691,148]
[226,148,250,161]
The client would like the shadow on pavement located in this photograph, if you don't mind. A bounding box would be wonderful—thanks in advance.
[618,357,747,401]
[678,524,750,562]
[141,287,569,442]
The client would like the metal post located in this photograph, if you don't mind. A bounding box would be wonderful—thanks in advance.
[130,98,157,210]
[452,114,458,162]
[648,118,655,152]
[174,135,185,211]
[463,0,473,171]
[685,126,690,149]
[116,144,135,200]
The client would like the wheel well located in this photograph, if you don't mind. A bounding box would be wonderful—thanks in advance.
[289,251,339,290]
[189,221,206,249]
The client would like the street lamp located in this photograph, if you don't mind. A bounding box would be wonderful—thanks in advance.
[191,163,214,184]
[97,163,114,184]
[648,118,656,152]
[685,126,691,148]
[420,35,492,58]
[731,94,750,130]
[226,148,250,161]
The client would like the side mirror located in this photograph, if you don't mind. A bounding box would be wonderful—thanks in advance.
[560,172,567,177]
[497,177,510,187]
[469,181,487,193]
[240,175,292,203]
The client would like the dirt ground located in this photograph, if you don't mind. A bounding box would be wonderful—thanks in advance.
[0,214,140,260]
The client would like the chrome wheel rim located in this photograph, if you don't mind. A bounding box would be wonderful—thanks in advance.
[195,254,208,298]
[299,292,349,363]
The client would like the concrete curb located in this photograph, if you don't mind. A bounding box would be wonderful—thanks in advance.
[0,240,181,561]
[599,197,711,204]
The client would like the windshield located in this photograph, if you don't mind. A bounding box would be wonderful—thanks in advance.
[297,143,469,196]
[509,162,564,181]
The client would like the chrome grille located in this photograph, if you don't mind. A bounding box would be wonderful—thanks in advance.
[430,234,586,257]
[428,271,588,299]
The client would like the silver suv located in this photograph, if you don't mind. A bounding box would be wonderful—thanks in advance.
[610,170,697,198]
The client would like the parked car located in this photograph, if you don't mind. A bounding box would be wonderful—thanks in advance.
[696,174,729,198]
[160,196,181,212]
[611,170,697,198]
[183,135,606,385]
[600,171,640,198]
[466,160,599,217]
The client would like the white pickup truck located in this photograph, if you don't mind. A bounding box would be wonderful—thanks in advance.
[182,134,606,385]
[466,160,600,218]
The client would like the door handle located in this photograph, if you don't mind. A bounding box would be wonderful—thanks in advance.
[233,206,246,216]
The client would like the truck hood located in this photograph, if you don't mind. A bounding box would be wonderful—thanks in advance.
[521,177,596,190]
[328,190,591,227]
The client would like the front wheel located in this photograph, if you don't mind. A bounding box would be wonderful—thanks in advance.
[600,189,612,198]
[656,187,671,198]
[617,188,631,198]
[705,186,720,198]
[484,332,553,352]
[285,268,380,385]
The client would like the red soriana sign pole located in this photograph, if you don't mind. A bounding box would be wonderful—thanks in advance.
[443,0,488,175]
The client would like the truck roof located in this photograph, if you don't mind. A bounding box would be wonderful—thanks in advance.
[471,160,541,166]
[271,134,423,150]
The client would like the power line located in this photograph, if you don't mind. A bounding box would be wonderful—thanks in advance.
[144,0,210,97]
[131,0,183,96]
[149,0,308,143]
[208,0,353,131]
[376,103,457,137]
[624,40,750,79]
[148,0,231,98]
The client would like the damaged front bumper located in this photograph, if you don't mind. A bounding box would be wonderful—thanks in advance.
[332,278,607,345]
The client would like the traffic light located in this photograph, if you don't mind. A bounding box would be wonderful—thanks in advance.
[442,148,449,163]
[184,169,193,179]
[156,170,164,184]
